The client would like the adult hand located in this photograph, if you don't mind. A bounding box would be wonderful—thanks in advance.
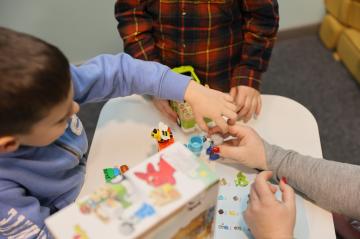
[152,97,178,123]
[244,171,296,239]
[210,125,268,170]
[230,85,261,123]
[184,81,237,133]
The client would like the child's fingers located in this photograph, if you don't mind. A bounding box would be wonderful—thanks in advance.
[244,99,257,123]
[234,91,246,112]
[229,87,237,99]
[222,108,237,122]
[163,104,178,122]
[214,117,228,133]
[227,118,237,125]
[208,126,223,135]
[195,115,209,133]
[238,97,251,119]
[225,92,235,103]
[153,100,177,122]
[225,101,237,112]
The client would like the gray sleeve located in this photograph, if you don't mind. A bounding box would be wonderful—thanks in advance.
[264,140,360,220]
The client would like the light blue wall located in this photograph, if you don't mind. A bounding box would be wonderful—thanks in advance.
[278,0,325,30]
[0,0,123,63]
[0,0,325,63]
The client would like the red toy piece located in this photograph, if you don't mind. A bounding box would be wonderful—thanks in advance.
[206,142,220,160]
[120,165,129,174]
[212,146,220,153]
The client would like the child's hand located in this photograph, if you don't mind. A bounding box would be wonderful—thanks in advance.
[210,125,268,170]
[152,97,178,123]
[244,171,296,239]
[230,85,261,123]
[184,81,237,133]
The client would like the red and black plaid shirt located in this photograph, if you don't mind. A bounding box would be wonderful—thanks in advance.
[115,0,279,92]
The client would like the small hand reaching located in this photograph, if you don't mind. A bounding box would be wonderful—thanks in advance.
[185,81,237,133]
[152,97,178,123]
[230,85,261,123]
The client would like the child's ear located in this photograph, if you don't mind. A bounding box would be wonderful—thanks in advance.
[0,136,20,153]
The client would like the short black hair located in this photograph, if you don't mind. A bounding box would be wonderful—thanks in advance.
[0,27,71,135]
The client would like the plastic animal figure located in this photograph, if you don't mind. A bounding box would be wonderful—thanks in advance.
[151,122,175,151]
[103,164,129,183]
[151,122,173,143]
[234,172,249,187]
[135,157,176,187]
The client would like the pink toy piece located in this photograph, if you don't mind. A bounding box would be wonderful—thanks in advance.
[135,157,176,187]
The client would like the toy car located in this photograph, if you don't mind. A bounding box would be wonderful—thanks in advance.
[170,66,213,132]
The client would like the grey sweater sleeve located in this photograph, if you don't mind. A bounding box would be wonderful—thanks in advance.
[263,140,360,220]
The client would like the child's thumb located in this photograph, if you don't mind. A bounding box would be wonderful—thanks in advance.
[280,180,296,208]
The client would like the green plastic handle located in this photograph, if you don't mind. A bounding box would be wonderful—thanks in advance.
[172,66,201,84]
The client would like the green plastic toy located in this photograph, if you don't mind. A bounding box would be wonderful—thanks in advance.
[234,172,249,187]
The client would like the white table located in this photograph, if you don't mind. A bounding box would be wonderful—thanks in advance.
[79,94,336,239]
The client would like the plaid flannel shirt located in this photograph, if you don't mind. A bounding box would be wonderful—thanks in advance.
[115,0,279,92]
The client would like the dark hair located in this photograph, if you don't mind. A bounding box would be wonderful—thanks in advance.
[0,27,71,135]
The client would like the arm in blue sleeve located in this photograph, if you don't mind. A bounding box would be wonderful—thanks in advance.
[0,181,51,238]
[71,53,191,104]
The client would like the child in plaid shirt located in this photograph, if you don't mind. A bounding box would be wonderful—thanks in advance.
[115,0,279,123]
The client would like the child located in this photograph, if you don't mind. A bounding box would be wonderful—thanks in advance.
[213,125,360,238]
[0,27,237,238]
[115,0,279,123]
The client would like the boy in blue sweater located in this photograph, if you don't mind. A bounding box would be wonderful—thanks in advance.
[0,27,237,238]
